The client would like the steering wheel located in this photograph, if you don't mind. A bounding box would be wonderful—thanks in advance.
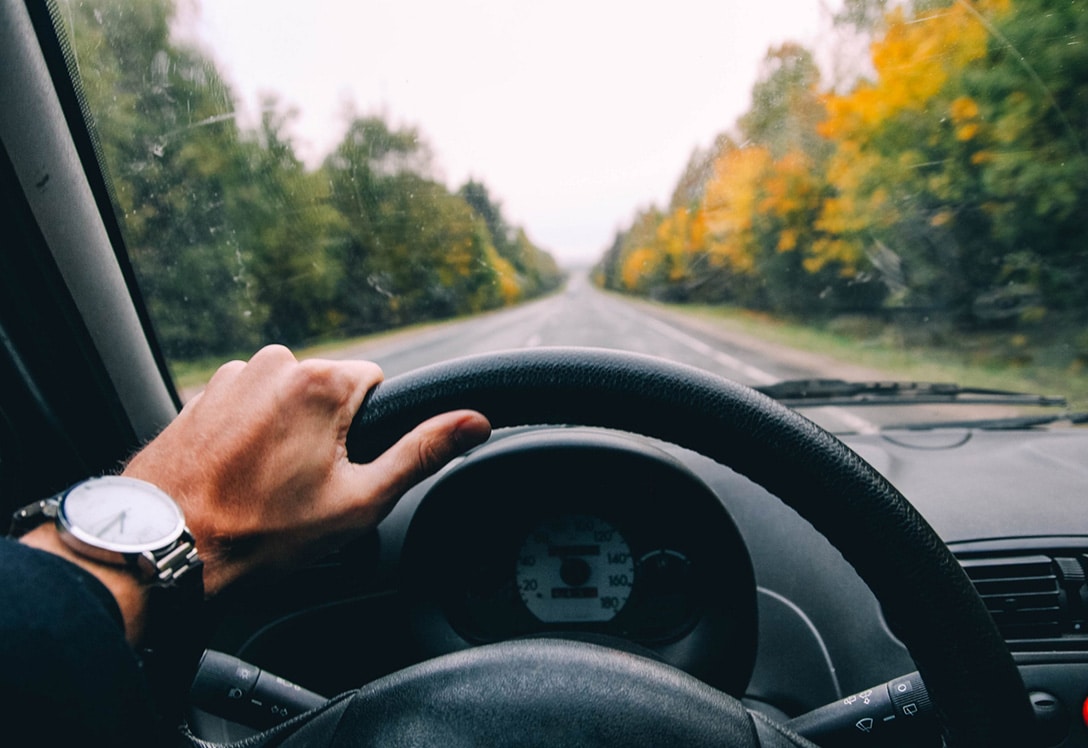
[312,348,1032,747]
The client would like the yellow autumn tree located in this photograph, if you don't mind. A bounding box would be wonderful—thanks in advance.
[656,206,709,284]
[621,247,664,292]
[703,145,771,277]
[815,0,1011,314]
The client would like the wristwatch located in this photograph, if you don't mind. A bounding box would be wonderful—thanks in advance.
[9,475,202,588]
[10,476,207,725]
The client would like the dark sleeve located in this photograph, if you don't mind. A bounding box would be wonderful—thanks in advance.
[0,537,164,747]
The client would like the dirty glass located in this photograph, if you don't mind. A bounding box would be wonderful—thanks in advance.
[55,0,1088,431]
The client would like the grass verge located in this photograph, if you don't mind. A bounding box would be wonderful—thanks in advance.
[672,304,1088,411]
[169,327,419,393]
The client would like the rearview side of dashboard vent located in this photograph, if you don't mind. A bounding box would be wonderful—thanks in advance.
[959,554,1088,643]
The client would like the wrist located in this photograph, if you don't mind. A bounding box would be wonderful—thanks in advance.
[11,476,204,643]
[119,464,231,596]
[19,523,149,643]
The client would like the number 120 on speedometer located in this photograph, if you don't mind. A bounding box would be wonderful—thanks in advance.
[515,514,635,623]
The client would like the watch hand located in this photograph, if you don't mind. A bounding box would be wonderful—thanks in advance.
[95,510,128,538]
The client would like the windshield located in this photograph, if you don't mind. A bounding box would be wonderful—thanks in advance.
[54,0,1087,433]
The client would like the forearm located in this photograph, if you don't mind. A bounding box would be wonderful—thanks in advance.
[0,537,161,747]
[19,523,149,644]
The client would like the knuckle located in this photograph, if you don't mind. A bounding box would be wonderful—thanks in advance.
[253,344,296,364]
[293,359,337,399]
[360,361,384,382]
[414,436,444,476]
[215,359,246,376]
[296,359,383,401]
[207,359,246,387]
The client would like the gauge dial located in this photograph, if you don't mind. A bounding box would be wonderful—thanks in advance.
[636,549,692,593]
[516,514,634,623]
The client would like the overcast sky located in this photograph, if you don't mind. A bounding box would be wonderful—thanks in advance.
[185,0,840,264]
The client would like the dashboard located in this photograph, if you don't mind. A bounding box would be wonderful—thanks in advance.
[400,429,757,694]
[205,423,1088,746]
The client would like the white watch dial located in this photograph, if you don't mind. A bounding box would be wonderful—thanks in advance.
[59,477,185,553]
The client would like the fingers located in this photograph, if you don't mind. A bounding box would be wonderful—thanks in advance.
[352,409,491,515]
[194,346,383,417]
[188,348,287,412]
[180,358,246,410]
[296,357,385,424]
[208,346,287,390]
[172,345,484,531]
[129,344,481,593]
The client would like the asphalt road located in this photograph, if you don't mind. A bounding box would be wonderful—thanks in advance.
[334,272,896,434]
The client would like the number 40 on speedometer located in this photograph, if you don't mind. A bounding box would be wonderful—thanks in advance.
[515,514,635,623]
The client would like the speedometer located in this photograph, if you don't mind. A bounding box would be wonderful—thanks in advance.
[515,514,634,623]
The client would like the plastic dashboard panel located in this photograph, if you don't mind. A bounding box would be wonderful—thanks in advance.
[213,423,1088,744]
[222,425,921,715]
[399,428,758,696]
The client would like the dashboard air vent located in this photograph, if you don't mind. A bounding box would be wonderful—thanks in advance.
[959,555,1069,640]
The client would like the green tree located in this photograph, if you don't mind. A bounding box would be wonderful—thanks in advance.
[668,135,733,210]
[64,0,264,357]
[370,175,503,321]
[323,116,441,331]
[739,44,829,161]
[324,117,526,328]
[818,0,1088,325]
[65,0,563,356]
[459,180,563,298]
[963,0,1088,321]
[231,99,345,344]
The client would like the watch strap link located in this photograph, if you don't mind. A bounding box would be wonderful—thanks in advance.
[146,531,202,587]
[9,492,202,589]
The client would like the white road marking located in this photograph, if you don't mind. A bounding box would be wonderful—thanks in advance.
[524,333,543,347]
[638,315,777,384]
[636,312,880,434]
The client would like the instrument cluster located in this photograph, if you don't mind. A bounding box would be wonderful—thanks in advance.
[401,429,759,694]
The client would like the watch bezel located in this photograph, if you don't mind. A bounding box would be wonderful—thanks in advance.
[56,476,187,565]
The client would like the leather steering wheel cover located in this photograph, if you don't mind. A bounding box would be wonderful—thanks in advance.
[349,347,1035,746]
[313,638,773,747]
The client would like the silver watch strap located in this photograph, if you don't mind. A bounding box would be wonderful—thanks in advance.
[147,531,202,586]
[10,494,201,588]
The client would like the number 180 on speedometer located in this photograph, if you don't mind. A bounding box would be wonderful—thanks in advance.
[515,514,635,623]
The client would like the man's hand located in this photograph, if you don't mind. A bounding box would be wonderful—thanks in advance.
[123,345,490,596]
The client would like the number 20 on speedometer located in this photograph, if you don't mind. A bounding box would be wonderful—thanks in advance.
[515,514,635,623]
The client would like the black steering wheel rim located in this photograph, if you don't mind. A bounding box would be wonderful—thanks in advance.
[348,347,1034,746]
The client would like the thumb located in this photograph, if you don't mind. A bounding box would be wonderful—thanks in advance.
[353,409,491,510]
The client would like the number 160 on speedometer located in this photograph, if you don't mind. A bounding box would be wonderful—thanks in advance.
[515,514,635,623]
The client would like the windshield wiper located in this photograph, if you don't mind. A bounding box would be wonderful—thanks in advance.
[885,412,1088,431]
[755,379,1067,408]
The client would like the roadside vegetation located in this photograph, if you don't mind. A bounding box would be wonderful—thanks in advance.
[169,316,459,393]
[594,0,1088,386]
[172,295,1088,413]
[61,0,563,363]
[62,0,1086,408]
[658,303,1088,411]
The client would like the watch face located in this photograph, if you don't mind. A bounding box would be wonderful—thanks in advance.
[58,476,186,555]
